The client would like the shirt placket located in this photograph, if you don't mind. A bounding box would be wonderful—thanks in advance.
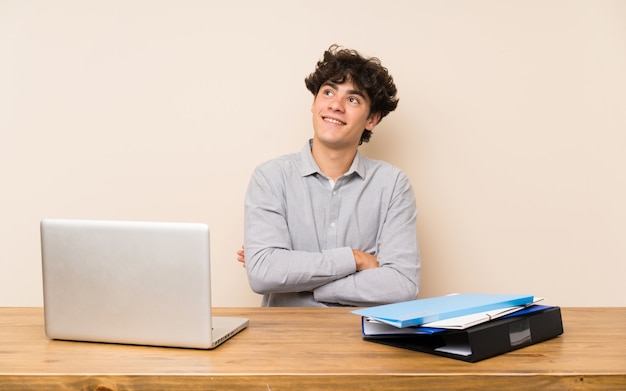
[326,180,340,249]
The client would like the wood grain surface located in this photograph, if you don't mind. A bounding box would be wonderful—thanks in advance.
[1,307,625,390]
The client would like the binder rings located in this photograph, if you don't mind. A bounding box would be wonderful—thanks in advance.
[362,305,563,362]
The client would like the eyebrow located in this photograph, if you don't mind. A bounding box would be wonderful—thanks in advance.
[322,81,367,99]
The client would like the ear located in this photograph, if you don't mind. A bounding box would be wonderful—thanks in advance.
[365,112,382,131]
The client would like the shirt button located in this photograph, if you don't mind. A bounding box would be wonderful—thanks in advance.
[332,191,337,196]
[330,222,335,228]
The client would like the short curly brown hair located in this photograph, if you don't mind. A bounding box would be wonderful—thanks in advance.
[305,45,399,144]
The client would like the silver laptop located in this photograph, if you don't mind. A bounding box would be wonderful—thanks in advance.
[40,219,248,349]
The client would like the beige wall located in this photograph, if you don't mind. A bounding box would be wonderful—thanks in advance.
[1,0,625,307]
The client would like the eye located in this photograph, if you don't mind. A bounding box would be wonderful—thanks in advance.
[348,96,360,104]
[322,88,334,97]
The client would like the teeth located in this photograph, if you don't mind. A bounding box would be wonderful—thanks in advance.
[324,117,345,125]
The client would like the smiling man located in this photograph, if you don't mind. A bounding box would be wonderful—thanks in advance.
[241,45,421,307]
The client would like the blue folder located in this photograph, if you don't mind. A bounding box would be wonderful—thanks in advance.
[351,293,534,328]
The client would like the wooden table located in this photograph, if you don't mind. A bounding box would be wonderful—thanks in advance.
[1,307,625,390]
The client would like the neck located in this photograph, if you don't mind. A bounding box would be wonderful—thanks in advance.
[311,139,358,181]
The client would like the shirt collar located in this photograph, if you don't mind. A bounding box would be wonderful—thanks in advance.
[299,139,365,179]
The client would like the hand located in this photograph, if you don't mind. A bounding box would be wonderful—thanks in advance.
[236,245,246,268]
[352,250,379,271]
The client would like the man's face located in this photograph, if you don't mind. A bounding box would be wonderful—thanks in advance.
[311,80,380,150]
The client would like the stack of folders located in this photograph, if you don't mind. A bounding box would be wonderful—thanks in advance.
[351,293,564,362]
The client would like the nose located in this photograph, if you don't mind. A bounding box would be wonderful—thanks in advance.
[328,96,344,112]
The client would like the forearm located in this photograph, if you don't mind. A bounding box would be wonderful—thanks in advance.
[245,245,357,294]
[313,261,419,306]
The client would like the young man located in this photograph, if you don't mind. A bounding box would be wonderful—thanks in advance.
[240,45,420,307]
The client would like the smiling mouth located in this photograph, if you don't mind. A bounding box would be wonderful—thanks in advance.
[323,117,346,126]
